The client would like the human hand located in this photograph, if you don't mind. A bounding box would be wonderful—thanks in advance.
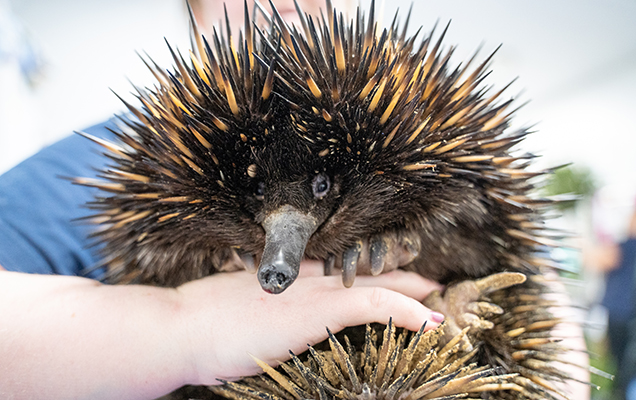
[0,262,442,399]
[175,260,444,385]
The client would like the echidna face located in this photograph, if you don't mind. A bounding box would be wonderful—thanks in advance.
[240,117,406,294]
[81,1,548,291]
[237,126,344,293]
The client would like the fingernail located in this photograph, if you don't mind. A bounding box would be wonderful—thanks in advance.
[431,312,445,323]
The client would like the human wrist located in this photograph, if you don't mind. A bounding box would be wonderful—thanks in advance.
[81,282,196,397]
[138,284,200,391]
[172,279,221,386]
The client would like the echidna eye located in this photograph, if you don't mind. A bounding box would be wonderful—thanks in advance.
[255,182,265,201]
[312,174,331,198]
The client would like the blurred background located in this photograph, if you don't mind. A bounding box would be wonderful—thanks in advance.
[1,0,635,397]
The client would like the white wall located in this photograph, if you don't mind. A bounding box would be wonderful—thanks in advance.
[1,0,190,172]
[362,0,636,189]
[3,0,636,222]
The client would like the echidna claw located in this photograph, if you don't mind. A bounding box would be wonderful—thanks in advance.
[324,254,335,276]
[218,248,248,272]
[466,301,504,315]
[474,271,526,294]
[240,253,257,274]
[334,232,421,286]
[342,240,362,287]
[369,236,388,276]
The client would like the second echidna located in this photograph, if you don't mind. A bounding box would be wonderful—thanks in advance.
[76,0,587,398]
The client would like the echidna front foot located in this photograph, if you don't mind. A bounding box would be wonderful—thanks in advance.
[423,272,527,350]
[326,232,421,287]
[368,233,420,276]
[212,247,257,275]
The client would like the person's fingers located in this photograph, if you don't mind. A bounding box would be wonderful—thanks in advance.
[323,285,445,333]
[296,269,444,302]
[293,269,446,332]
[177,269,445,384]
[299,263,444,301]
[350,269,444,301]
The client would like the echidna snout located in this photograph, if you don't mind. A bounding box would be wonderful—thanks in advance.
[257,205,318,293]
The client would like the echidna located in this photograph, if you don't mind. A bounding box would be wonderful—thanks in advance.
[76,0,587,398]
[213,320,520,400]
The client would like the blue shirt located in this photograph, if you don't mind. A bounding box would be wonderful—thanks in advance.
[602,237,636,321]
[0,120,116,279]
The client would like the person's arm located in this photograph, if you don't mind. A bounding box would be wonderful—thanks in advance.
[583,241,621,272]
[0,261,443,400]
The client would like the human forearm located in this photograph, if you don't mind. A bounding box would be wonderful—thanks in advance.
[0,271,188,399]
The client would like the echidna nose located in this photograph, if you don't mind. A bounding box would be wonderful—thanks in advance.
[258,261,294,294]
[257,205,318,294]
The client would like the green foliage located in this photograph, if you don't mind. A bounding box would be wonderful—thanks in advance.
[588,335,616,400]
[543,165,596,211]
